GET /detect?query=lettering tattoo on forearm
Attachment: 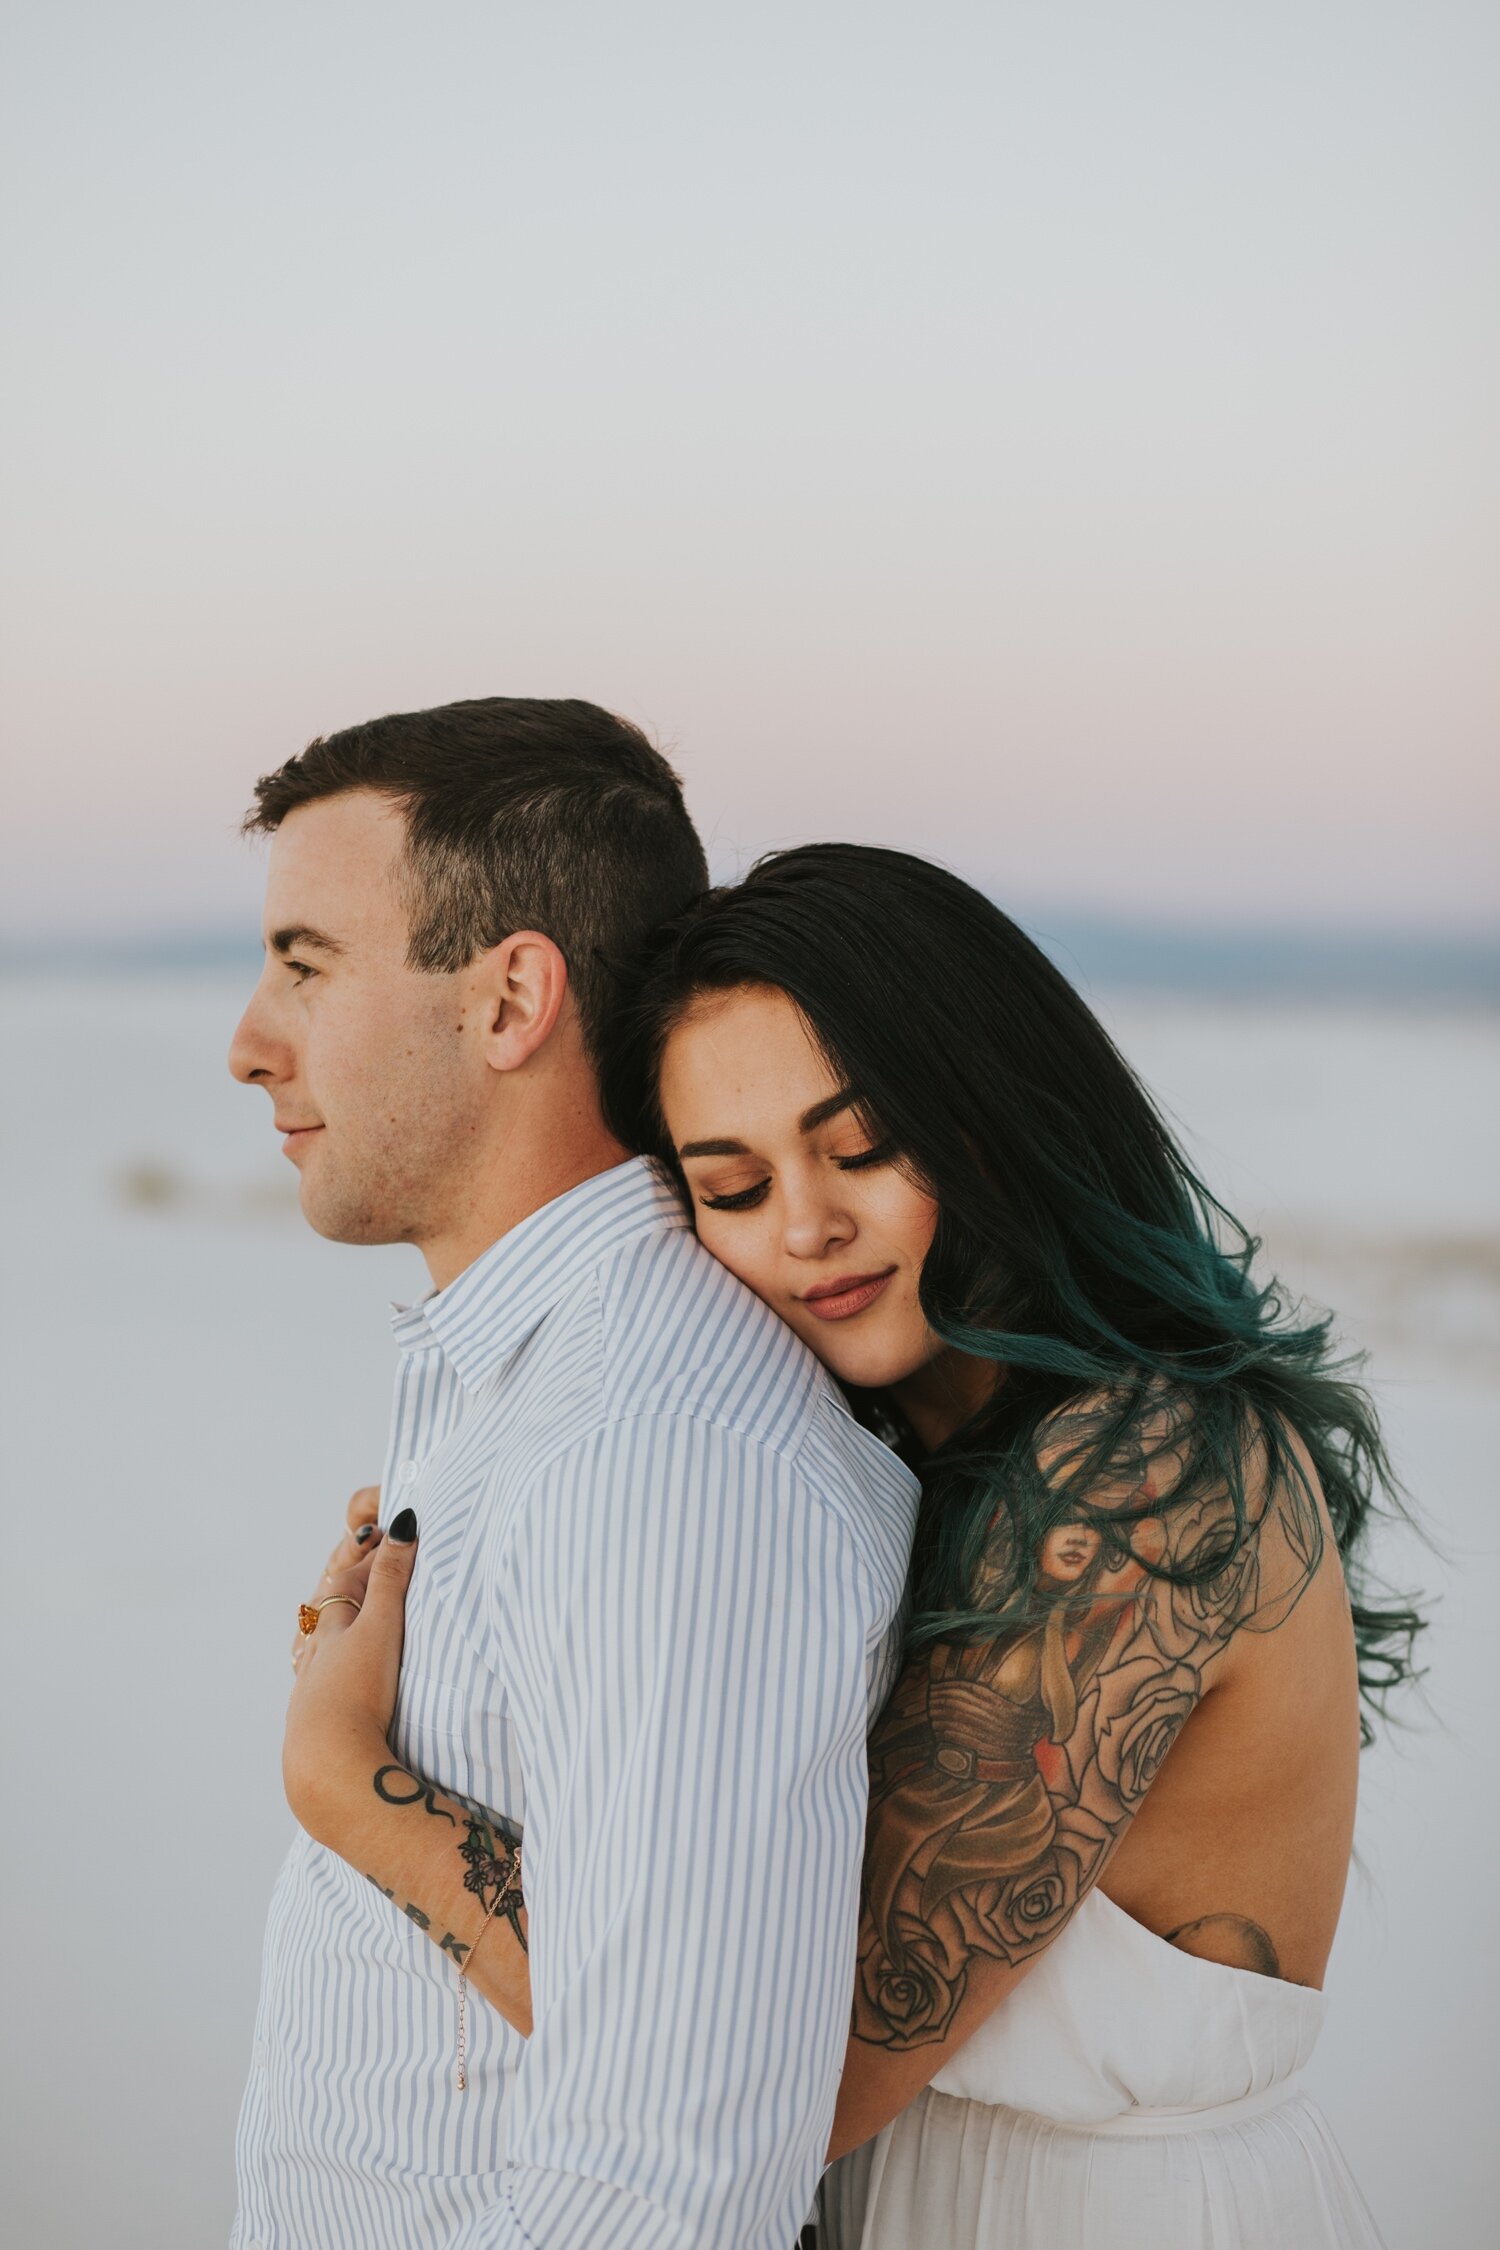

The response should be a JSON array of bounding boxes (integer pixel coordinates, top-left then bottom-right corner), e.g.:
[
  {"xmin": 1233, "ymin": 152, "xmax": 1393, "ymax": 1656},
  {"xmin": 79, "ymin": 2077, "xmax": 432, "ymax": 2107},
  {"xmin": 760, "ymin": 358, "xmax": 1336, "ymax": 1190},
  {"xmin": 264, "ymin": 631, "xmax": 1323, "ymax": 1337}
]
[
  {"xmin": 853, "ymin": 1395, "xmax": 1321, "ymax": 2050},
  {"xmin": 369, "ymin": 1764, "xmax": 528, "ymax": 1956},
  {"xmin": 373, "ymin": 1764, "xmax": 456, "ymax": 1824},
  {"xmin": 362, "ymin": 1873, "xmax": 472, "ymax": 1962}
]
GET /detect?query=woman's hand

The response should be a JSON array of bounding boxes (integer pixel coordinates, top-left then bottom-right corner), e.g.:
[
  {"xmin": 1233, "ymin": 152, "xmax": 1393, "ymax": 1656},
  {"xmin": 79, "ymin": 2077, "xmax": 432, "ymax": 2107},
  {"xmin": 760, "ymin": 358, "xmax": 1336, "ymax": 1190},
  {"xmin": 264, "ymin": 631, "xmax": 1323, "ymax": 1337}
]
[
  {"xmin": 289, "ymin": 1485, "xmax": 384, "ymax": 1671},
  {"xmin": 282, "ymin": 1509, "xmax": 419, "ymax": 1848},
  {"xmin": 276, "ymin": 1512, "xmax": 538, "ymax": 2040}
]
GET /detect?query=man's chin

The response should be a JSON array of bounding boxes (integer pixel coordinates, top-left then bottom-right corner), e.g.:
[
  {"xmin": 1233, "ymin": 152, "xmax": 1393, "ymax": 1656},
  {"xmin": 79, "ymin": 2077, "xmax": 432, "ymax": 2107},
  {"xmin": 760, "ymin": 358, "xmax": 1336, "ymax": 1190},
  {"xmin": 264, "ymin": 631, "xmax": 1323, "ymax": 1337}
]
[{"xmin": 296, "ymin": 1174, "xmax": 406, "ymax": 1248}]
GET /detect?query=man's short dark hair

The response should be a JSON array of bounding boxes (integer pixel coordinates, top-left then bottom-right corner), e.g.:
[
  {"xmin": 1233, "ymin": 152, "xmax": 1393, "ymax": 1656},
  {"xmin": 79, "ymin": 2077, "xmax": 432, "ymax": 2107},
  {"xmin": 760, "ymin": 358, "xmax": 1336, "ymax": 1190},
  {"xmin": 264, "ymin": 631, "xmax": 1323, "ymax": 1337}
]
[{"xmin": 243, "ymin": 697, "xmax": 709, "ymax": 1068}]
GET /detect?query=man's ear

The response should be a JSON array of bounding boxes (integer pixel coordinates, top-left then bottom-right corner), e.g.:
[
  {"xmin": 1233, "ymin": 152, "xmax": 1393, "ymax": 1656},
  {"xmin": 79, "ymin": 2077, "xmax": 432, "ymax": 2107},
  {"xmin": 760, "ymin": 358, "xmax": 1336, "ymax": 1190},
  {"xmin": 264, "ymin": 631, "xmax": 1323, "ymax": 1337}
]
[{"xmin": 470, "ymin": 931, "xmax": 572, "ymax": 1072}]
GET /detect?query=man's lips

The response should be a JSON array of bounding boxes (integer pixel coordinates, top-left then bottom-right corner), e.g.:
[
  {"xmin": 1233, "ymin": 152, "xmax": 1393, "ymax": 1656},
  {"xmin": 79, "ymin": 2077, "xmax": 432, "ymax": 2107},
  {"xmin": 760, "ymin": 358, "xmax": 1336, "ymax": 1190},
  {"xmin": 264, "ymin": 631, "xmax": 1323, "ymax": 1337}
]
[
  {"xmin": 798, "ymin": 1269, "xmax": 896, "ymax": 1322},
  {"xmin": 277, "ymin": 1122, "xmax": 324, "ymax": 1151}
]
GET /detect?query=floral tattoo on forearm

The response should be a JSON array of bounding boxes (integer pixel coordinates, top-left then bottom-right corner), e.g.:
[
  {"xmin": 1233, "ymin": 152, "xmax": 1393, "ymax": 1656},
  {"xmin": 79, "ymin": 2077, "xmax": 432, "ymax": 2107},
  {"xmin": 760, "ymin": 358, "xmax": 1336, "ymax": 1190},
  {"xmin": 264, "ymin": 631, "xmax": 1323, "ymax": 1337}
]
[{"xmin": 369, "ymin": 1763, "xmax": 527, "ymax": 1958}]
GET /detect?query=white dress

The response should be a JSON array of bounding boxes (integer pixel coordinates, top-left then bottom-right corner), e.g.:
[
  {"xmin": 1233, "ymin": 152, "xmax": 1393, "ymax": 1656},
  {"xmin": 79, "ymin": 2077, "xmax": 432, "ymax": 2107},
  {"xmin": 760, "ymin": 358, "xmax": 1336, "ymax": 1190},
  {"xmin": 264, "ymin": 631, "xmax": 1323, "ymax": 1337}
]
[{"xmin": 819, "ymin": 1887, "xmax": 1385, "ymax": 2249}]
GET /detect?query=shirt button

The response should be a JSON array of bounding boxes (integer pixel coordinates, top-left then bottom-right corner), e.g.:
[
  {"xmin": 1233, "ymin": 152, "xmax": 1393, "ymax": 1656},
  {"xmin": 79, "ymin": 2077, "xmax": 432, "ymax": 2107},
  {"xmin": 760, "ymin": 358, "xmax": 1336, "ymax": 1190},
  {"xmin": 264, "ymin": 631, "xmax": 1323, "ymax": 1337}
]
[{"xmin": 398, "ymin": 1459, "xmax": 420, "ymax": 1484}]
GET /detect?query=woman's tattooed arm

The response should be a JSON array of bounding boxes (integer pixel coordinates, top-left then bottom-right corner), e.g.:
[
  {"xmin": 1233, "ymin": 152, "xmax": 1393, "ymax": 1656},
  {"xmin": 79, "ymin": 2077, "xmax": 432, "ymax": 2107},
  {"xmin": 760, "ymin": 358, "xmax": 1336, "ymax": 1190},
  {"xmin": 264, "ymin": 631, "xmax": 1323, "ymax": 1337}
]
[{"xmin": 852, "ymin": 1399, "xmax": 1323, "ymax": 2054}]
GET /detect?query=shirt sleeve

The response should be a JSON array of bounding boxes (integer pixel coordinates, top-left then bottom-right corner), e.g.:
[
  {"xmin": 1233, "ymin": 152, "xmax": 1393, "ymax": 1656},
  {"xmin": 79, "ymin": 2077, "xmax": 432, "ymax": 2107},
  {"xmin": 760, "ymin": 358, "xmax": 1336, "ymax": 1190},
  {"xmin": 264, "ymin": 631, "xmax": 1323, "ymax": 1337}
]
[{"xmin": 452, "ymin": 1409, "xmax": 886, "ymax": 2250}]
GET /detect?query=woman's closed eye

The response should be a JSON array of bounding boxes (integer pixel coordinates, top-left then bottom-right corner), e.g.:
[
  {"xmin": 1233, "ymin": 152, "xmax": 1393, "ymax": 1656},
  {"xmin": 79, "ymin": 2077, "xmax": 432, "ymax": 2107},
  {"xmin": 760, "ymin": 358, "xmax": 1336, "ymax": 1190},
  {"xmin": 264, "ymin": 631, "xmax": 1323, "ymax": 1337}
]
[
  {"xmin": 697, "ymin": 1139, "xmax": 898, "ymax": 1212},
  {"xmin": 835, "ymin": 1136, "xmax": 897, "ymax": 1173},
  {"xmin": 699, "ymin": 1178, "xmax": 771, "ymax": 1212}
]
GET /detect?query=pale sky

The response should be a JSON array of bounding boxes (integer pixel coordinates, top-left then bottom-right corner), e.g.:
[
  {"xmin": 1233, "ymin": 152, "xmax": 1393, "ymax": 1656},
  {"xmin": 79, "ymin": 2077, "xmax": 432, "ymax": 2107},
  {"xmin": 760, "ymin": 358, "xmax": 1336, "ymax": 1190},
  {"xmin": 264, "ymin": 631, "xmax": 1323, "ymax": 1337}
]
[{"xmin": 2, "ymin": 0, "xmax": 1495, "ymax": 938}]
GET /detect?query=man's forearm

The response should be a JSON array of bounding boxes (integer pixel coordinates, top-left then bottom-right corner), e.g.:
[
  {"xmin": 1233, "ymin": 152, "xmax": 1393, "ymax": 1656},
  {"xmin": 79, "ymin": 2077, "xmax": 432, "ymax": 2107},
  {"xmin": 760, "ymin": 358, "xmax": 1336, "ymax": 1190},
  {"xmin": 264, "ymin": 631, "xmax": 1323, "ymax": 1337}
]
[{"xmin": 302, "ymin": 1729, "xmax": 533, "ymax": 2036}]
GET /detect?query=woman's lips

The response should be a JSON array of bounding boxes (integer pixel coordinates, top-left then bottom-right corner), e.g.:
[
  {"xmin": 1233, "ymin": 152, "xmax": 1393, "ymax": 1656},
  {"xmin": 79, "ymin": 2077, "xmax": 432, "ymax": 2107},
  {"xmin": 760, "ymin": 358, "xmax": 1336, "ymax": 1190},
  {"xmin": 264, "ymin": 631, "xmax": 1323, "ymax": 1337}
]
[{"xmin": 800, "ymin": 1270, "xmax": 895, "ymax": 1322}]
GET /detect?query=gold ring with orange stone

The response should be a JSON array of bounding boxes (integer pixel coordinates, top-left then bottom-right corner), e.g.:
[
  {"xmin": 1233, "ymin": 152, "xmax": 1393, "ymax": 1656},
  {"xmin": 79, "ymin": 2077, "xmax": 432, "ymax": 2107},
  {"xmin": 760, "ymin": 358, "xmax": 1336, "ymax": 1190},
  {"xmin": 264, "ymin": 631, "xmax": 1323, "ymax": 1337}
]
[{"xmin": 297, "ymin": 1594, "xmax": 363, "ymax": 1636}]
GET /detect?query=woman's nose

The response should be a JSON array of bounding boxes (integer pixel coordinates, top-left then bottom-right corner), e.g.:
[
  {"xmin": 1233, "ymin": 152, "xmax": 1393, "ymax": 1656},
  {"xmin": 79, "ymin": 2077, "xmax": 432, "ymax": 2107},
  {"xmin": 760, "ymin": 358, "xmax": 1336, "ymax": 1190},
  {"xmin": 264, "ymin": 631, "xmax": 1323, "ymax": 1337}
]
[{"xmin": 781, "ymin": 1190, "xmax": 856, "ymax": 1261}]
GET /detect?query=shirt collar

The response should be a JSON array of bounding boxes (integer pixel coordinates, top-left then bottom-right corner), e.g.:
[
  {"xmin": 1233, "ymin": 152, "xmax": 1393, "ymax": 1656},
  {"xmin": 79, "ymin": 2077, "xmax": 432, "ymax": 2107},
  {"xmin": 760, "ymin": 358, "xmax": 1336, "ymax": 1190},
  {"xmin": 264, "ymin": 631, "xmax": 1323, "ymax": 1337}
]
[{"xmin": 389, "ymin": 1156, "xmax": 688, "ymax": 1391}]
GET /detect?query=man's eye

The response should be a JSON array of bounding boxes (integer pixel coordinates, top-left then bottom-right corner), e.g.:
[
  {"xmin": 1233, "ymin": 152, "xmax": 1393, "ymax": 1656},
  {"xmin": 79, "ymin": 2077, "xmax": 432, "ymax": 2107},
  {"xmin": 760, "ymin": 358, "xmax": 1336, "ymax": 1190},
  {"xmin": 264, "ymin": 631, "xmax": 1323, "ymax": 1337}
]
[
  {"xmin": 700, "ymin": 1180, "xmax": 770, "ymax": 1212},
  {"xmin": 835, "ymin": 1137, "xmax": 897, "ymax": 1172},
  {"xmin": 287, "ymin": 960, "xmax": 318, "ymax": 984}
]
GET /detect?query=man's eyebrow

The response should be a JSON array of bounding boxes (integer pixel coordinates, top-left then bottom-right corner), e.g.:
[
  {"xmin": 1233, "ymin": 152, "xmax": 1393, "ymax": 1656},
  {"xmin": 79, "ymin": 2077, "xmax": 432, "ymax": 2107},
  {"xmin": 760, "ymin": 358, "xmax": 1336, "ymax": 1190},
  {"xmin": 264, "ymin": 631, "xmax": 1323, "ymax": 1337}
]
[
  {"xmin": 269, "ymin": 924, "xmax": 346, "ymax": 958},
  {"xmin": 676, "ymin": 1091, "xmax": 860, "ymax": 1162}
]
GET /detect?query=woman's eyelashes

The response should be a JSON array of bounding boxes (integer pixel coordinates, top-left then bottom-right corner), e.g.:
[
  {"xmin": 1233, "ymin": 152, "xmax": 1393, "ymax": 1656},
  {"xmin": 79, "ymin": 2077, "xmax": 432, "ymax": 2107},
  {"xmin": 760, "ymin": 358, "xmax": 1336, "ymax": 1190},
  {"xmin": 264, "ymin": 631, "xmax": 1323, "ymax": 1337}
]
[
  {"xmin": 696, "ymin": 1138, "xmax": 897, "ymax": 1212},
  {"xmin": 700, "ymin": 1178, "xmax": 771, "ymax": 1212},
  {"xmin": 836, "ymin": 1136, "xmax": 897, "ymax": 1172}
]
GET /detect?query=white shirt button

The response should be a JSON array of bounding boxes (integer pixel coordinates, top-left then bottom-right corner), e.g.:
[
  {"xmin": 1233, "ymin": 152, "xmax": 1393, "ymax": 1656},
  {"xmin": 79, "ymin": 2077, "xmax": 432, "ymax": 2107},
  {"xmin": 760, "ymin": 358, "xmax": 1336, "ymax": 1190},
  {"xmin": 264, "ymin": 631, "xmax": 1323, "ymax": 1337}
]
[{"xmin": 398, "ymin": 1459, "xmax": 420, "ymax": 1484}]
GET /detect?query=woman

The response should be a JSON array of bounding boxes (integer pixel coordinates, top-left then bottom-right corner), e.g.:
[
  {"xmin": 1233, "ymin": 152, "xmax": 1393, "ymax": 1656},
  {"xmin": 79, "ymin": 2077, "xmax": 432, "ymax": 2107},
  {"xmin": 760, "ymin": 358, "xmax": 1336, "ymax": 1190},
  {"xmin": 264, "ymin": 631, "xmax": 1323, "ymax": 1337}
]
[{"xmin": 300, "ymin": 844, "xmax": 1416, "ymax": 2247}]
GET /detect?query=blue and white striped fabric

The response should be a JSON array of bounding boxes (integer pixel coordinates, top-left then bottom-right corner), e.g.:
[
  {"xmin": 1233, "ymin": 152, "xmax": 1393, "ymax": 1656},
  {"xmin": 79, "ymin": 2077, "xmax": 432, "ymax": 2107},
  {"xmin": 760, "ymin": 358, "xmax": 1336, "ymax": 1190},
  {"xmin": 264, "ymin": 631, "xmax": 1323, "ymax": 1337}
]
[{"xmin": 232, "ymin": 1156, "xmax": 919, "ymax": 2250}]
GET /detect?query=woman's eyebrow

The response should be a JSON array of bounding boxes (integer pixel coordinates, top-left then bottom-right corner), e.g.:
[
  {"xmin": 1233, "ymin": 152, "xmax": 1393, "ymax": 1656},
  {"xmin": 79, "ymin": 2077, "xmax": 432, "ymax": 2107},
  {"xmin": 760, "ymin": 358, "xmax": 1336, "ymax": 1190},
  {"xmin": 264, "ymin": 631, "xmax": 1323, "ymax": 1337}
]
[
  {"xmin": 677, "ymin": 1090, "xmax": 859, "ymax": 1162},
  {"xmin": 798, "ymin": 1089, "xmax": 857, "ymax": 1133}
]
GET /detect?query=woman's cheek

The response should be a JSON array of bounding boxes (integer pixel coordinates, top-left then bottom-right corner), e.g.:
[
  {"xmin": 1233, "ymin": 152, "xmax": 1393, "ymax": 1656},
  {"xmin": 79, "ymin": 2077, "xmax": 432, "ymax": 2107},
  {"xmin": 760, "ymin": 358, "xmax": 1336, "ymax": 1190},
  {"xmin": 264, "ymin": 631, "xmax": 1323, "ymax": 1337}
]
[
  {"xmin": 864, "ymin": 1172, "xmax": 940, "ymax": 1264},
  {"xmin": 694, "ymin": 1211, "xmax": 769, "ymax": 1298}
]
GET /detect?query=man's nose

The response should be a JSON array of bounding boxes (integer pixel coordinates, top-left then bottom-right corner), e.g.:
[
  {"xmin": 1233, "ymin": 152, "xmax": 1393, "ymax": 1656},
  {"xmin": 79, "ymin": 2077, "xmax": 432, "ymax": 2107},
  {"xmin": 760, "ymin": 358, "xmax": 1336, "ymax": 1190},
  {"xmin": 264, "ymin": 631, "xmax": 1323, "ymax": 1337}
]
[{"xmin": 229, "ymin": 984, "xmax": 284, "ymax": 1087}]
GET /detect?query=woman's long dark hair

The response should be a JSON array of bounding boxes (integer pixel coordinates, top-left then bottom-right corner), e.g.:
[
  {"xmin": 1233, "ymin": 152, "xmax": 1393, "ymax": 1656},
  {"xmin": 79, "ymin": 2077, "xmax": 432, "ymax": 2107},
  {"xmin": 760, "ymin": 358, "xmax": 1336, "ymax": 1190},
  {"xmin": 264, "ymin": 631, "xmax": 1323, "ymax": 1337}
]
[{"xmin": 600, "ymin": 842, "xmax": 1423, "ymax": 1737}]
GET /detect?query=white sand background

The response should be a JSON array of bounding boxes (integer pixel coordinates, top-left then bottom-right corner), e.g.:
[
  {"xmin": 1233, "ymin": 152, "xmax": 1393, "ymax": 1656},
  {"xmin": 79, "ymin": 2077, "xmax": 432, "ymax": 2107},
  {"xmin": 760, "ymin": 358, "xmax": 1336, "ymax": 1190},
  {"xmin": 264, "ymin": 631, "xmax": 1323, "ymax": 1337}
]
[{"xmin": 1, "ymin": 975, "xmax": 1494, "ymax": 2247}]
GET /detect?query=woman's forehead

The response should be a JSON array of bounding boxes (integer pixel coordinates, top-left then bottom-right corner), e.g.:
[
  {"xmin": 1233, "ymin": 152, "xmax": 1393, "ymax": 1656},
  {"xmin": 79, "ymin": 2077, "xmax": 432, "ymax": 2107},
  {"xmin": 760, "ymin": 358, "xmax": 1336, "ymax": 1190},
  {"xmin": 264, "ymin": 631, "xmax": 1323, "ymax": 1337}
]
[{"xmin": 661, "ymin": 986, "xmax": 838, "ymax": 1119}]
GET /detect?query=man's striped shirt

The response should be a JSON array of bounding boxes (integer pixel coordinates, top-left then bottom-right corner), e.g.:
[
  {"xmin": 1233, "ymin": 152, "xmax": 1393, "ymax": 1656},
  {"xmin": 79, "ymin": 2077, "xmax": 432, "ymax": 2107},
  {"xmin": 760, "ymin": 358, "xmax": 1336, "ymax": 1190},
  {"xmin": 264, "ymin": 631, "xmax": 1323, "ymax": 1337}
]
[{"xmin": 232, "ymin": 1156, "xmax": 919, "ymax": 2250}]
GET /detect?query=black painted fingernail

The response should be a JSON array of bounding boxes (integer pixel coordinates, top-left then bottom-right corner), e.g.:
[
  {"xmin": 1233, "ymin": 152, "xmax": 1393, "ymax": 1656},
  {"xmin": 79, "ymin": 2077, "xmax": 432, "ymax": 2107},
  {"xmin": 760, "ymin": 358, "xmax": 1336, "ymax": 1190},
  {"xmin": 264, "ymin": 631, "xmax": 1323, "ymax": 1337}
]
[
  {"xmin": 389, "ymin": 1508, "xmax": 418, "ymax": 1543},
  {"xmin": 354, "ymin": 1524, "xmax": 376, "ymax": 1545}
]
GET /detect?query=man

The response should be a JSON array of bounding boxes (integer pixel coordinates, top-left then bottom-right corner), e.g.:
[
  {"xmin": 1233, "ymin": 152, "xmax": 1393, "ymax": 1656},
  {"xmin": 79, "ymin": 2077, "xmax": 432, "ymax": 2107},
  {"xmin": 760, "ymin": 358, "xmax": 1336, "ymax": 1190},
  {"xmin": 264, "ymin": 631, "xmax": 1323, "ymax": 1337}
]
[{"xmin": 227, "ymin": 698, "xmax": 919, "ymax": 2249}]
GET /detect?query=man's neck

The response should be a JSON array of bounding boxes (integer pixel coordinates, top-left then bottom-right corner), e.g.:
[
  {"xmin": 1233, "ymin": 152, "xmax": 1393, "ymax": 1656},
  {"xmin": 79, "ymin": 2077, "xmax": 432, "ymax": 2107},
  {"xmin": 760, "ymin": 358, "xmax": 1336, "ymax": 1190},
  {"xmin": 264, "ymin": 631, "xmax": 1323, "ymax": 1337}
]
[{"xmin": 419, "ymin": 1124, "xmax": 632, "ymax": 1293}]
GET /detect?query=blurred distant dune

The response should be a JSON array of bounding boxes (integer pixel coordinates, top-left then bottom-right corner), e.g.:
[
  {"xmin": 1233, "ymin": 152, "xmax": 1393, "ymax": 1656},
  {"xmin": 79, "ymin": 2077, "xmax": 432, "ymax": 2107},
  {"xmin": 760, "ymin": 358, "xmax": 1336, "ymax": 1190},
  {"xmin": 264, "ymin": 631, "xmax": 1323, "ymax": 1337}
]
[{"xmin": 1265, "ymin": 1227, "xmax": 1500, "ymax": 1383}]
